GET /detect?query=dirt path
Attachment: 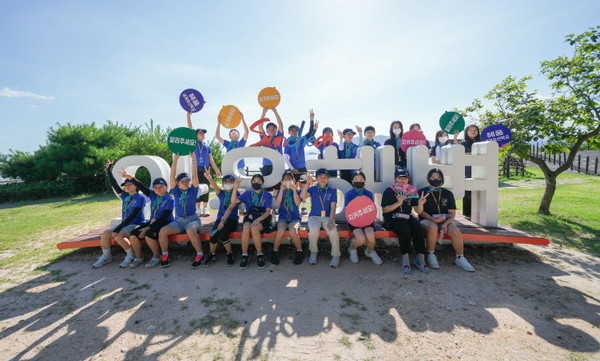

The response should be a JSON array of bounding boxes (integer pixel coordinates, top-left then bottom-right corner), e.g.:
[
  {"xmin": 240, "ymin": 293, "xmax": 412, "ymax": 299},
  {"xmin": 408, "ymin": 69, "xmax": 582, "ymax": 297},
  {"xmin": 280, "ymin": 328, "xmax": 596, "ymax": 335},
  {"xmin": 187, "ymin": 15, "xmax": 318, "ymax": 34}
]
[{"xmin": 0, "ymin": 241, "xmax": 598, "ymax": 361}]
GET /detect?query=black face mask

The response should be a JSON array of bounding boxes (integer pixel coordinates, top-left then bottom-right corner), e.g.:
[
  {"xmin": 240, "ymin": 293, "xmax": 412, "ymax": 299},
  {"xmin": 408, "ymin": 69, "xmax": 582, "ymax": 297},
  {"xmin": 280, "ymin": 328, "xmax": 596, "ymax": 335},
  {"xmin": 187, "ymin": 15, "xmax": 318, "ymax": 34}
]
[
  {"xmin": 353, "ymin": 182, "xmax": 365, "ymax": 190},
  {"xmin": 428, "ymin": 178, "xmax": 442, "ymax": 187},
  {"xmin": 251, "ymin": 183, "xmax": 262, "ymax": 190}
]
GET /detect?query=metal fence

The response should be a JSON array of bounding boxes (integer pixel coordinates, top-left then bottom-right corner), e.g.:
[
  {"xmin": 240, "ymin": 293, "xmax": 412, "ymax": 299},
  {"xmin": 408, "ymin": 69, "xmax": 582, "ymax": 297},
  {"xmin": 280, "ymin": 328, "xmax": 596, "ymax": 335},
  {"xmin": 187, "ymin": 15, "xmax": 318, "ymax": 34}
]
[{"xmin": 530, "ymin": 144, "xmax": 600, "ymax": 175}]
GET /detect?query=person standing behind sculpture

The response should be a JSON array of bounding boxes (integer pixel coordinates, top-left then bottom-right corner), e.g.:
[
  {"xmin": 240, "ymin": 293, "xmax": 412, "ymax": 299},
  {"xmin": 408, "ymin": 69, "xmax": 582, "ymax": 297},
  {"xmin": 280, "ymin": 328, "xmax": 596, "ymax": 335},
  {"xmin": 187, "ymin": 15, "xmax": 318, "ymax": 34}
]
[
  {"xmin": 460, "ymin": 124, "xmax": 481, "ymax": 218},
  {"xmin": 258, "ymin": 107, "xmax": 285, "ymax": 176},
  {"xmin": 384, "ymin": 120, "xmax": 407, "ymax": 168},
  {"xmin": 216, "ymin": 113, "xmax": 249, "ymax": 175}
]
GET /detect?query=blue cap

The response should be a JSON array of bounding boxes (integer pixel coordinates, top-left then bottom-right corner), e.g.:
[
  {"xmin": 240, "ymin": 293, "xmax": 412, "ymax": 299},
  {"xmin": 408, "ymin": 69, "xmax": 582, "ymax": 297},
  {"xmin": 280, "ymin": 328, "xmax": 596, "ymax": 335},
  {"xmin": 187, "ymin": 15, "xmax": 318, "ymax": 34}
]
[
  {"xmin": 120, "ymin": 179, "xmax": 134, "ymax": 186},
  {"xmin": 342, "ymin": 128, "xmax": 356, "ymax": 135},
  {"xmin": 176, "ymin": 173, "xmax": 191, "ymax": 182},
  {"xmin": 222, "ymin": 175, "xmax": 235, "ymax": 182},
  {"xmin": 152, "ymin": 177, "xmax": 168, "ymax": 187},
  {"xmin": 322, "ymin": 127, "xmax": 333, "ymax": 135},
  {"xmin": 316, "ymin": 168, "xmax": 329, "ymax": 177}
]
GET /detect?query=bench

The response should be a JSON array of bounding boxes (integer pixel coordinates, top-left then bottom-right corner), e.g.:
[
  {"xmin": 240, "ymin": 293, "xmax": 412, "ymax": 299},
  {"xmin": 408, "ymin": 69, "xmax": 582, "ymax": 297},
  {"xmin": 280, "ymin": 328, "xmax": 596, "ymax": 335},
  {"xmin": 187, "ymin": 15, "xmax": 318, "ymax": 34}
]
[{"xmin": 56, "ymin": 215, "xmax": 550, "ymax": 250}]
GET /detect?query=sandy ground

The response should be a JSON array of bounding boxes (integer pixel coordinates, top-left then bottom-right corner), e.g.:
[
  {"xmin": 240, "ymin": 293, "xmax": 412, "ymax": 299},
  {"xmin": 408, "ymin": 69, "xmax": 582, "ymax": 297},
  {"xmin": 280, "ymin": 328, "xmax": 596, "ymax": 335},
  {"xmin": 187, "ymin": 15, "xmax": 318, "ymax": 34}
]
[{"xmin": 0, "ymin": 240, "xmax": 598, "ymax": 361}]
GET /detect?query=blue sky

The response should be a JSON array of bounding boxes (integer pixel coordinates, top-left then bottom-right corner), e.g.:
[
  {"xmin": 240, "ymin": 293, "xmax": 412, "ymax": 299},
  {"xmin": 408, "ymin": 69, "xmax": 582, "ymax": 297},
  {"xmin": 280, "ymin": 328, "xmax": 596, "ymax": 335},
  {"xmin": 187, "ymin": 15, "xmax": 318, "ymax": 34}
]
[{"xmin": 0, "ymin": 1, "xmax": 598, "ymax": 154}]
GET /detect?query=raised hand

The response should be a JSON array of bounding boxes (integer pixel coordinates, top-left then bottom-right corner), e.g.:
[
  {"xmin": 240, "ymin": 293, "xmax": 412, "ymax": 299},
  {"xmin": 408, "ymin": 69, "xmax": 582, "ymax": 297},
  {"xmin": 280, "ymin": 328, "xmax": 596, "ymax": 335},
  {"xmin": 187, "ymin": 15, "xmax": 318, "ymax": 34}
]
[
  {"xmin": 337, "ymin": 129, "xmax": 343, "ymax": 137},
  {"xmin": 105, "ymin": 159, "xmax": 114, "ymax": 168},
  {"xmin": 310, "ymin": 109, "xmax": 315, "ymax": 121},
  {"xmin": 313, "ymin": 120, "xmax": 319, "ymax": 130},
  {"xmin": 116, "ymin": 167, "xmax": 133, "ymax": 180},
  {"xmin": 204, "ymin": 172, "xmax": 212, "ymax": 180},
  {"xmin": 234, "ymin": 178, "xmax": 242, "ymax": 188},
  {"xmin": 355, "ymin": 125, "xmax": 363, "ymax": 133}
]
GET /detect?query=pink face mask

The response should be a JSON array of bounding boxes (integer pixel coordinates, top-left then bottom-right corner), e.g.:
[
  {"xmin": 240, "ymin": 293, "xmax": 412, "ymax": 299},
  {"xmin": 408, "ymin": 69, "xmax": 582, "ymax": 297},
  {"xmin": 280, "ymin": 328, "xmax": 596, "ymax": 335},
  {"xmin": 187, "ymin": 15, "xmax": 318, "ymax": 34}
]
[{"xmin": 396, "ymin": 179, "xmax": 408, "ymax": 185}]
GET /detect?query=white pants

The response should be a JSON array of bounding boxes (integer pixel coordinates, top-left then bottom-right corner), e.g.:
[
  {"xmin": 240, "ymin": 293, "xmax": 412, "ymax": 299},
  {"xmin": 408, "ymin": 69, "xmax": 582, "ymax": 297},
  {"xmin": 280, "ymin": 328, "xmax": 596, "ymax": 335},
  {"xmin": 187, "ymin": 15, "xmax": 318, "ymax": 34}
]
[{"xmin": 307, "ymin": 216, "xmax": 341, "ymax": 257}]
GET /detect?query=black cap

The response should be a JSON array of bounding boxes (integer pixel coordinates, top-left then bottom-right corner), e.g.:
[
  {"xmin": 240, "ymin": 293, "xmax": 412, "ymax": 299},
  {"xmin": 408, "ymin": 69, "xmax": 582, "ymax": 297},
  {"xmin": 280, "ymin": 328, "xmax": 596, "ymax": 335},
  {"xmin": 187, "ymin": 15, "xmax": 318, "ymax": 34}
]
[
  {"xmin": 152, "ymin": 177, "xmax": 168, "ymax": 187},
  {"xmin": 266, "ymin": 122, "xmax": 277, "ymax": 130},
  {"xmin": 195, "ymin": 128, "xmax": 207, "ymax": 134},
  {"xmin": 395, "ymin": 169, "xmax": 410, "ymax": 178},
  {"xmin": 121, "ymin": 179, "xmax": 134, "ymax": 186},
  {"xmin": 322, "ymin": 127, "xmax": 333, "ymax": 135},
  {"xmin": 288, "ymin": 124, "xmax": 300, "ymax": 131},
  {"xmin": 364, "ymin": 126, "xmax": 375, "ymax": 133},
  {"xmin": 176, "ymin": 173, "xmax": 191, "ymax": 182},
  {"xmin": 342, "ymin": 128, "xmax": 356, "ymax": 135}
]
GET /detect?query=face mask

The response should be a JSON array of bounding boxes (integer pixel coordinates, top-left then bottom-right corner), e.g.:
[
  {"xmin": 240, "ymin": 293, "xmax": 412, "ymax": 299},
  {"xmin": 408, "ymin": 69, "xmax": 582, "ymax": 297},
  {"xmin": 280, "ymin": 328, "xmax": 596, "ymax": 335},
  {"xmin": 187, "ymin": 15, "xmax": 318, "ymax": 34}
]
[
  {"xmin": 283, "ymin": 181, "xmax": 293, "ymax": 188},
  {"xmin": 429, "ymin": 178, "xmax": 442, "ymax": 187},
  {"xmin": 438, "ymin": 137, "xmax": 448, "ymax": 143},
  {"xmin": 392, "ymin": 128, "xmax": 402, "ymax": 135},
  {"xmin": 251, "ymin": 183, "xmax": 262, "ymax": 190},
  {"xmin": 353, "ymin": 182, "xmax": 365, "ymax": 190},
  {"xmin": 396, "ymin": 178, "xmax": 408, "ymax": 185},
  {"xmin": 223, "ymin": 183, "xmax": 234, "ymax": 191}
]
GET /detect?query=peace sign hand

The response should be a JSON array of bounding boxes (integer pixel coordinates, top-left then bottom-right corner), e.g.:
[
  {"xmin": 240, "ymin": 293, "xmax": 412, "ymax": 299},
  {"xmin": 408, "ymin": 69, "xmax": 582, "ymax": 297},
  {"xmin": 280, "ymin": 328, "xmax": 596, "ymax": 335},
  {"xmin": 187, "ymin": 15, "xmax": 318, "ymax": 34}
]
[
  {"xmin": 105, "ymin": 159, "xmax": 114, "ymax": 169},
  {"xmin": 310, "ymin": 109, "xmax": 315, "ymax": 121},
  {"xmin": 418, "ymin": 191, "xmax": 429, "ymax": 205},
  {"xmin": 355, "ymin": 125, "xmax": 363, "ymax": 133},
  {"xmin": 116, "ymin": 167, "xmax": 133, "ymax": 180}
]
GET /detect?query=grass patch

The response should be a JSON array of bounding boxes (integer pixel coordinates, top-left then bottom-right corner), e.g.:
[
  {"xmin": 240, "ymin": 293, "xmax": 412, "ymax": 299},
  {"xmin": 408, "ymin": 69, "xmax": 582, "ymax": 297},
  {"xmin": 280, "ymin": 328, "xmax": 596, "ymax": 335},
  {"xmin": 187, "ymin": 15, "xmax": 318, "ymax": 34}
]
[
  {"xmin": 338, "ymin": 335, "xmax": 352, "ymax": 348},
  {"xmin": 498, "ymin": 168, "xmax": 600, "ymax": 253}
]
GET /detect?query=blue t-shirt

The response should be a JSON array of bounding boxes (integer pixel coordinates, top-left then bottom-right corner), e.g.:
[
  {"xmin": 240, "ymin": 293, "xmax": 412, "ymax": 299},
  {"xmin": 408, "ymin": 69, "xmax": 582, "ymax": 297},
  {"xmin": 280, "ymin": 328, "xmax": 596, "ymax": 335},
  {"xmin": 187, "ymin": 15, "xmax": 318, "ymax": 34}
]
[
  {"xmin": 239, "ymin": 190, "xmax": 273, "ymax": 213},
  {"xmin": 360, "ymin": 140, "xmax": 381, "ymax": 149},
  {"xmin": 194, "ymin": 142, "xmax": 212, "ymax": 167},
  {"xmin": 260, "ymin": 130, "xmax": 284, "ymax": 165},
  {"xmin": 284, "ymin": 139, "xmax": 307, "ymax": 169},
  {"xmin": 276, "ymin": 189, "xmax": 301, "ymax": 221},
  {"xmin": 307, "ymin": 186, "xmax": 337, "ymax": 217},
  {"xmin": 223, "ymin": 139, "xmax": 247, "ymax": 169},
  {"xmin": 120, "ymin": 192, "xmax": 146, "ymax": 225},
  {"xmin": 338, "ymin": 141, "xmax": 358, "ymax": 159},
  {"xmin": 171, "ymin": 185, "xmax": 200, "ymax": 218},
  {"xmin": 148, "ymin": 192, "xmax": 175, "ymax": 223},
  {"xmin": 317, "ymin": 142, "xmax": 339, "ymax": 159},
  {"xmin": 344, "ymin": 188, "xmax": 374, "ymax": 207},
  {"xmin": 216, "ymin": 190, "xmax": 240, "ymax": 221}
]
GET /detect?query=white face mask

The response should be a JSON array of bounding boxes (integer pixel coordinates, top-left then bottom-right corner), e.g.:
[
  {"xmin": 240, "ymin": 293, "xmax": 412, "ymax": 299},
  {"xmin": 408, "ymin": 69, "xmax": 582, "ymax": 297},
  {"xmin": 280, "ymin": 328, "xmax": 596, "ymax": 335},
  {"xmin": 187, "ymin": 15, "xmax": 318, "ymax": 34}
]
[
  {"xmin": 392, "ymin": 128, "xmax": 402, "ymax": 135},
  {"xmin": 223, "ymin": 183, "xmax": 234, "ymax": 191},
  {"xmin": 283, "ymin": 181, "xmax": 293, "ymax": 188},
  {"xmin": 438, "ymin": 137, "xmax": 448, "ymax": 144}
]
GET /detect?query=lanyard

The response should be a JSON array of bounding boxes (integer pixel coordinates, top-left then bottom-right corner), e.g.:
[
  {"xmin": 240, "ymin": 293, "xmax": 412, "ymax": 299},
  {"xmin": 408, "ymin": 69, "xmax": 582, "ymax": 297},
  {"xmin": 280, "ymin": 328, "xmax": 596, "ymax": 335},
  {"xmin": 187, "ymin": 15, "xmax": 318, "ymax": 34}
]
[
  {"xmin": 318, "ymin": 187, "xmax": 328, "ymax": 214},
  {"xmin": 252, "ymin": 190, "xmax": 264, "ymax": 208},
  {"xmin": 431, "ymin": 190, "xmax": 442, "ymax": 214},
  {"xmin": 151, "ymin": 195, "xmax": 164, "ymax": 218}
]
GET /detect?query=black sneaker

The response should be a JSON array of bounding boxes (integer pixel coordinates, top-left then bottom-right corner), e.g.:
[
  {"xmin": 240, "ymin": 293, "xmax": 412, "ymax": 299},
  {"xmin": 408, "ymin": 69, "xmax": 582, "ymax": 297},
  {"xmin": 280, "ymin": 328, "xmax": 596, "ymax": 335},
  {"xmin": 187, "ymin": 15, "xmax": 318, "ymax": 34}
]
[
  {"xmin": 293, "ymin": 250, "xmax": 304, "ymax": 265},
  {"xmin": 160, "ymin": 255, "xmax": 170, "ymax": 268},
  {"xmin": 226, "ymin": 253, "xmax": 235, "ymax": 267},
  {"xmin": 191, "ymin": 254, "xmax": 204, "ymax": 269},
  {"xmin": 257, "ymin": 254, "xmax": 266, "ymax": 269},
  {"xmin": 204, "ymin": 253, "xmax": 216, "ymax": 267},
  {"xmin": 239, "ymin": 255, "xmax": 249, "ymax": 269},
  {"xmin": 270, "ymin": 250, "xmax": 280, "ymax": 265}
]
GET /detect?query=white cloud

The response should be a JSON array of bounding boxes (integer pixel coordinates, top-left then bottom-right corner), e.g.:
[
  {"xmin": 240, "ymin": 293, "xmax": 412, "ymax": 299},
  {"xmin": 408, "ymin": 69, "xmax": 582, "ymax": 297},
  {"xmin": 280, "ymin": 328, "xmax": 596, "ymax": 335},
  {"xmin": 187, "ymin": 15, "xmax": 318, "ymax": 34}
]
[{"xmin": 0, "ymin": 87, "xmax": 55, "ymax": 101}]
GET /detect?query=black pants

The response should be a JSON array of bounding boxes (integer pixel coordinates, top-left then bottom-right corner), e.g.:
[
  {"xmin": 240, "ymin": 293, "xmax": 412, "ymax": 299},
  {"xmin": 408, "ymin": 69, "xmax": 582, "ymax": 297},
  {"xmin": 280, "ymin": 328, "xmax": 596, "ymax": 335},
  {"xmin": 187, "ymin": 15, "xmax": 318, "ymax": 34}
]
[
  {"xmin": 292, "ymin": 167, "xmax": 308, "ymax": 183},
  {"xmin": 386, "ymin": 217, "xmax": 426, "ymax": 255},
  {"xmin": 210, "ymin": 219, "xmax": 238, "ymax": 244},
  {"xmin": 340, "ymin": 170, "xmax": 354, "ymax": 183},
  {"xmin": 463, "ymin": 191, "xmax": 471, "ymax": 217},
  {"xmin": 196, "ymin": 166, "xmax": 210, "ymax": 203}
]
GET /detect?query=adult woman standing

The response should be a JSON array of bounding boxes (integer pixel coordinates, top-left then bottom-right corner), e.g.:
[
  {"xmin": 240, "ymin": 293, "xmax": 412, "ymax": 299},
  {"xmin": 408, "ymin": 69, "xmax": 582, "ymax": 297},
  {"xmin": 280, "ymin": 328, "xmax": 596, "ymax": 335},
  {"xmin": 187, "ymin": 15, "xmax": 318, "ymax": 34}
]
[{"xmin": 384, "ymin": 121, "xmax": 407, "ymax": 168}]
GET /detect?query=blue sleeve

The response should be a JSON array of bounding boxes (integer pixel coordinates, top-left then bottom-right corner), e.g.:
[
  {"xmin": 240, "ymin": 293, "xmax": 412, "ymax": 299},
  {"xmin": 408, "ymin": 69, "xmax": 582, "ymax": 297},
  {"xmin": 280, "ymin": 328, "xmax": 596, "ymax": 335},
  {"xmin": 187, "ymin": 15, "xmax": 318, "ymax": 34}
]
[
  {"xmin": 132, "ymin": 194, "xmax": 146, "ymax": 208},
  {"xmin": 284, "ymin": 143, "xmax": 291, "ymax": 156},
  {"xmin": 239, "ymin": 139, "xmax": 246, "ymax": 147},
  {"xmin": 367, "ymin": 190, "xmax": 374, "ymax": 202},
  {"xmin": 164, "ymin": 197, "xmax": 175, "ymax": 210},
  {"xmin": 207, "ymin": 146, "xmax": 212, "ymax": 154},
  {"xmin": 223, "ymin": 140, "xmax": 230, "ymax": 148},
  {"xmin": 265, "ymin": 192, "xmax": 273, "ymax": 209},
  {"xmin": 331, "ymin": 189, "xmax": 338, "ymax": 203},
  {"xmin": 344, "ymin": 190, "xmax": 353, "ymax": 207}
]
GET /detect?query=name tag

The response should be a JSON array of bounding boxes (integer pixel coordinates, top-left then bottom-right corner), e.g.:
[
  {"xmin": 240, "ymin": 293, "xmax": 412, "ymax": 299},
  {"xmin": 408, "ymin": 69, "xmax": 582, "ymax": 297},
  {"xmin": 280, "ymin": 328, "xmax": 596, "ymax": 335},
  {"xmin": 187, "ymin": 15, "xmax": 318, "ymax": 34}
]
[
  {"xmin": 321, "ymin": 210, "xmax": 326, "ymax": 217},
  {"xmin": 392, "ymin": 213, "xmax": 410, "ymax": 219},
  {"xmin": 432, "ymin": 214, "xmax": 447, "ymax": 219}
]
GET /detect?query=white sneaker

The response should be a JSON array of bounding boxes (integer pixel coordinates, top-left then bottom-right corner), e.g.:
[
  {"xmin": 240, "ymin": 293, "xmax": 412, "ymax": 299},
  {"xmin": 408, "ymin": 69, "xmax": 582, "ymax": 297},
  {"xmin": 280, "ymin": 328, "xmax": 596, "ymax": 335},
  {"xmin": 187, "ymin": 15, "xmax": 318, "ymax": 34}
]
[
  {"xmin": 329, "ymin": 256, "xmax": 340, "ymax": 268},
  {"xmin": 92, "ymin": 255, "xmax": 112, "ymax": 268},
  {"xmin": 309, "ymin": 252, "xmax": 318, "ymax": 265},
  {"xmin": 348, "ymin": 247, "xmax": 359, "ymax": 263},
  {"xmin": 128, "ymin": 257, "xmax": 143, "ymax": 268},
  {"xmin": 366, "ymin": 249, "xmax": 383, "ymax": 265},
  {"xmin": 119, "ymin": 255, "xmax": 134, "ymax": 268},
  {"xmin": 202, "ymin": 207, "xmax": 210, "ymax": 217},
  {"xmin": 455, "ymin": 256, "xmax": 475, "ymax": 272},
  {"xmin": 427, "ymin": 252, "xmax": 440, "ymax": 269}
]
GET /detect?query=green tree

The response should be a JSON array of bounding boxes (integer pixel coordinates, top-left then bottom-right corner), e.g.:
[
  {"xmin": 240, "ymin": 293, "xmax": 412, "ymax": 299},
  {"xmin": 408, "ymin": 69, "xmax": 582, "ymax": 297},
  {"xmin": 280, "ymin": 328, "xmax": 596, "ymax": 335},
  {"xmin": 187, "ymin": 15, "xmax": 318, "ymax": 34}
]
[{"xmin": 463, "ymin": 26, "xmax": 600, "ymax": 215}]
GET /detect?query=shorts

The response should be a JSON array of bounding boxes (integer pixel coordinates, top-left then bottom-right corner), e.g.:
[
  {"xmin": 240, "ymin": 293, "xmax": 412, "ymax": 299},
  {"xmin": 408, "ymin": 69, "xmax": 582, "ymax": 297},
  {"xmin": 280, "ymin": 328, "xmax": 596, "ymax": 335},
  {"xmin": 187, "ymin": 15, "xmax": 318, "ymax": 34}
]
[
  {"xmin": 210, "ymin": 219, "xmax": 239, "ymax": 244},
  {"xmin": 277, "ymin": 218, "xmax": 300, "ymax": 231},
  {"xmin": 291, "ymin": 167, "xmax": 308, "ymax": 183},
  {"xmin": 420, "ymin": 218, "xmax": 454, "ymax": 230},
  {"xmin": 169, "ymin": 215, "xmax": 202, "ymax": 233},
  {"xmin": 130, "ymin": 220, "xmax": 171, "ymax": 240},
  {"xmin": 348, "ymin": 223, "xmax": 375, "ymax": 232},
  {"xmin": 196, "ymin": 166, "xmax": 210, "ymax": 203},
  {"xmin": 112, "ymin": 224, "xmax": 138, "ymax": 235},
  {"xmin": 243, "ymin": 214, "xmax": 274, "ymax": 233}
]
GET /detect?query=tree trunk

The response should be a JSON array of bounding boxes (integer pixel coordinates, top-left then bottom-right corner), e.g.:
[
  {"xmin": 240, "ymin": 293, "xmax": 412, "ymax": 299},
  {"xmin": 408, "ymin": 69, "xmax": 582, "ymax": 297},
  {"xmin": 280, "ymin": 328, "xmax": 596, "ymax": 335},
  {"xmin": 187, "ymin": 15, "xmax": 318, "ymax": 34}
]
[{"xmin": 538, "ymin": 174, "xmax": 557, "ymax": 215}]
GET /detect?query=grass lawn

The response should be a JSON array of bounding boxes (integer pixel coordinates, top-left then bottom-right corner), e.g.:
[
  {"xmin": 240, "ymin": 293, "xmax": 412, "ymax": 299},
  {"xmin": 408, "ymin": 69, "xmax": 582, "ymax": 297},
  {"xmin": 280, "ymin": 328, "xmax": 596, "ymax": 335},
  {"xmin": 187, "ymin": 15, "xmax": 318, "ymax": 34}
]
[{"xmin": 497, "ymin": 168, "xmax": 599, "ymax": 253}]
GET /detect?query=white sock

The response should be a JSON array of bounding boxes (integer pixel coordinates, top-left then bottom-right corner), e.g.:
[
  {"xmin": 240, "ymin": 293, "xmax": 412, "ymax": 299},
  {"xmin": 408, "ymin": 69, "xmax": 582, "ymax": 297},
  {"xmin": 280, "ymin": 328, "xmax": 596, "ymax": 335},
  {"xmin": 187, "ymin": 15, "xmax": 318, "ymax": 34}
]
[
  {"xmin": 402, "ymin": 253, "xmax": 410, "ymax": 265},
  {"xmin": 197, "ymin": 252, "xmax": 204, "ymax": 256},
  {"xmin": 125, "ymin": 248, "xmax": 134, "ymax": 257},
  {"xmin": 102, "ymin": 249, "xmax": 111, "ymax": 258},
  {"xmin": 456, "ymin": 254, "xmax": 464, "ymax": 258}
]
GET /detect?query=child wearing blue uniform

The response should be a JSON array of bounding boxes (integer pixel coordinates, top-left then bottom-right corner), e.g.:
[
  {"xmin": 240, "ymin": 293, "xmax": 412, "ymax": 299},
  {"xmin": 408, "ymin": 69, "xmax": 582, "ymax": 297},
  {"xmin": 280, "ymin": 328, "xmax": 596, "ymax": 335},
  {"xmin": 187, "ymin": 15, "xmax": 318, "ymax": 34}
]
[
  {"xmin": 258, "ymin": 107, "xmax": 284, "ymax": 176},
  {"xmin": 93, "ymin": 160, "xmax": 147, "ymax": 269},
  {"xmin": 187, "ymin": 112, "xmax": 221, "ymax": 217},
  {"xmin": 284, "ymin": 109, "xmax": 318, "ymax": 183},
  {"xmin": 233, "ymin": 174, "xmax": 273, "ymax": 269},
  {"xmin": 345, "ymin": 171, "xmax": 382, "ymax": 265},
  {"xmin": 158, "ymin": 153, "xmax": 206, "ymax": 269},
  {"xmin": 118, "ymin": 171, "xmax": 175, "ymax": 268},
  {"xmin": 216, "ymin": 113, "xmax": 249, "ymax": 175},
  {"xmin": 272, "ymin": 172, "xmax": 304, "ymax": 265},
  {"xmin": 337, "ymin": 128, "xmax": 359, "ymax": 183},
  {"xmin": 204, "ymin": 173, "xmax": 240, "ymax": 267},
  {"xmin": 301, "ymin": 168, "xmax": 341, "ymax": 268},
  {"xmin": 317, "ymin": 127, "xmax": 338, "ymax": 177}
]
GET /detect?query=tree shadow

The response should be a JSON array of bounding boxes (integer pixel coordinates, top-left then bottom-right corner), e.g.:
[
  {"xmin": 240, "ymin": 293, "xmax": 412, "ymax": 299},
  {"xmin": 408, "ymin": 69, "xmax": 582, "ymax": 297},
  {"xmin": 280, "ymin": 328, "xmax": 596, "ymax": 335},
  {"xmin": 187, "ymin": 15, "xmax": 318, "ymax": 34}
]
[{"xmin": 0, "ymin": 243, "xmax": 598, "ymax": 360}]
